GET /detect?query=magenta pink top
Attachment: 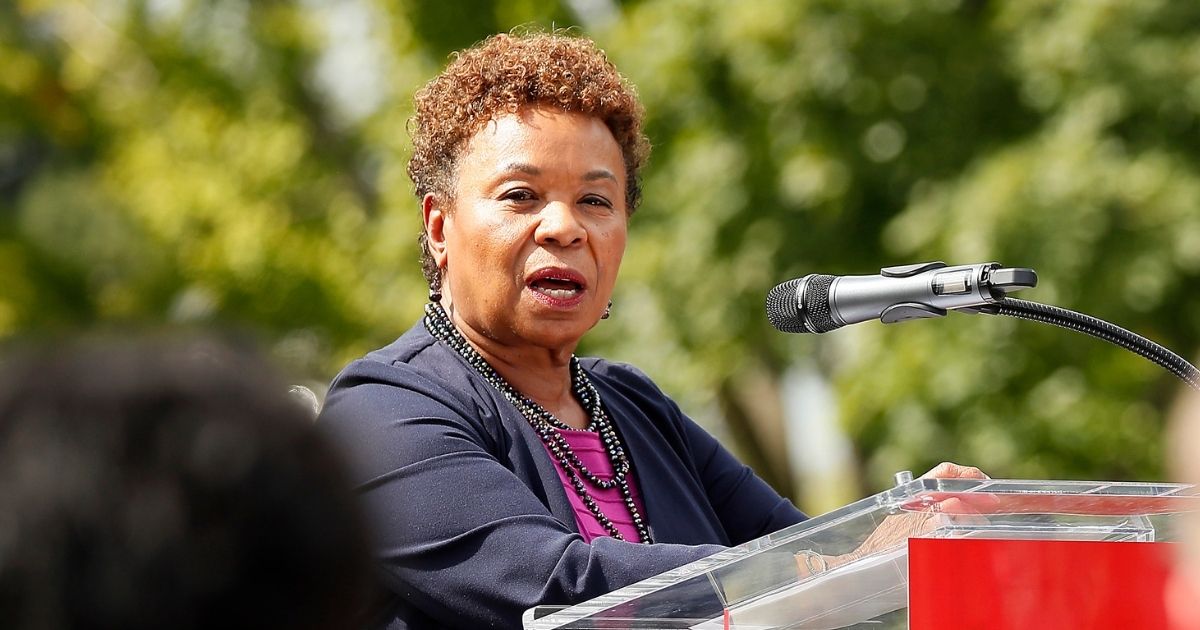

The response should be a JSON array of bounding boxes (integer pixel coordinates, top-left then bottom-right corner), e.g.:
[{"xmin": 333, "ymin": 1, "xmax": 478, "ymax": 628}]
[{"xmin": 542, "ymin": 427, "xmax": 648, "ymax": 543}]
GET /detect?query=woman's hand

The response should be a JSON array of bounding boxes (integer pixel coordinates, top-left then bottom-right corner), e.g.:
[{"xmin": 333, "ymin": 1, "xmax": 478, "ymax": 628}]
[
  {"xmin": 797, "ymin": 462, "xmax": 991, "ymax": 576},
  {"xmin": 841, "ymin": 463, "xmax": 989, "ymax": 563},
  {"xmin": 825, "ymin": 507, "xmax": 947, "ymax": 570}
]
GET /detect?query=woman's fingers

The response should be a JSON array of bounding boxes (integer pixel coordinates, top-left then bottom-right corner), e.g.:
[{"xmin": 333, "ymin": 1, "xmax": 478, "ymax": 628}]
[
  {"xmin": 920, "ymin": 461, "xmax": 989, "ymax": 480},
  {"xmin": 934, "ymin": 497, "xmax": 991, "ymax": 527}
]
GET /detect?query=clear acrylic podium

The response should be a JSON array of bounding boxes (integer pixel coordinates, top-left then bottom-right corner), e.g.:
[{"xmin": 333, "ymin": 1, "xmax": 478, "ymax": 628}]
[{"xmin": 522, "ymin": 478, "xmax": 1199, "ymax": 630}]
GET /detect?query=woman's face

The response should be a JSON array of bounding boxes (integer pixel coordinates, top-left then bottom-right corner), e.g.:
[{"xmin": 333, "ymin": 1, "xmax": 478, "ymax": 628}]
[{"xmin": 426, "ymin": 107, "xmax": 628, "ymax": 352}]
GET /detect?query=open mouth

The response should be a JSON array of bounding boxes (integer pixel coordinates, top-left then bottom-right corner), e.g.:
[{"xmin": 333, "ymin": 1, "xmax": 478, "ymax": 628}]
[
  {"xmin": 526, "ymin": 268, "xmax": 587, "ymax": 304},
  {"xmin": 529, "ymin": 276, "xmax": 583, "ymax": 300}
]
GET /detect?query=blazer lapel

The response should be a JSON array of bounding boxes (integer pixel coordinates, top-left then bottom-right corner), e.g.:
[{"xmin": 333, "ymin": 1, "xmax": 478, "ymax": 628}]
[
  {"xmin": 590, "ymin": 375, "xmax": 731, "ymax": 547},
  {"xmin": 490, "ymin": 388, "xmax": 580, "ymax": 533}
]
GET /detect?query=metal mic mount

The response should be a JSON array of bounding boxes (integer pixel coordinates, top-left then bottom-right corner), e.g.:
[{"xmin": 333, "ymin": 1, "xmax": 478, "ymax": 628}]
[{"xmin": 873, "ymin": 261, "xmax": 1038, "ymax": 323}]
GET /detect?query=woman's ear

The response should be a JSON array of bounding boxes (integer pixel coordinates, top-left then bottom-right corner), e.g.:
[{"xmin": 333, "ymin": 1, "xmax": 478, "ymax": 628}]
[{"xmin": 422, "ymin": 193, "xmax": 449, "ymax": 269}]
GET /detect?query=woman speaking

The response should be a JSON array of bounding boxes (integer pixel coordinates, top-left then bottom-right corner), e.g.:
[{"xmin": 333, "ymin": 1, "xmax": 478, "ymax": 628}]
[{"xmin": 320, "ymin": 31, "xmax": 982, "ymax": 630}]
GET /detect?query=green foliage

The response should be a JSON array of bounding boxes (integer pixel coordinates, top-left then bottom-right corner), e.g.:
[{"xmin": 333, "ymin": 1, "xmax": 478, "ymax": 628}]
[
  {"xmin": 3, "ymin": 0, "xmax": 1198, "ymax": 508},
  {"xmin": 593, "ymin": 0, "xmax": 1200, "ymax": 497}
]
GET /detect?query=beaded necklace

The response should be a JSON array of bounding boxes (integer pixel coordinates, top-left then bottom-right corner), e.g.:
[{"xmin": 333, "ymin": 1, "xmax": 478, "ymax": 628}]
[{"xmin": 423, "ymin": 302, "xmax": 652, "ymax": 544}]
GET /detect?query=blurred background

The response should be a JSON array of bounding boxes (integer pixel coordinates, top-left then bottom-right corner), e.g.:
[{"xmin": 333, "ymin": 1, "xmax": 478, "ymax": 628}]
[{"xmin": 3, "ymin": 0, "xmax": 1199, "ymax": 514}]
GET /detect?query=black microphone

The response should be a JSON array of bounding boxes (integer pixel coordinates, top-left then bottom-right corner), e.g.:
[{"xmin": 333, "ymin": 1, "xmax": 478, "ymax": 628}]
[{"xmin": 766, "ymin": 261, "xmax": 1037, "ymax": 334}]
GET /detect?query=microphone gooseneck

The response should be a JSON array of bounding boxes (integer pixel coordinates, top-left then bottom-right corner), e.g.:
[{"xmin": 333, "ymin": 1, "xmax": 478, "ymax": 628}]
[{"xmin": 991, "ymin": 298, "xmax": 1200, "ymax": 390}]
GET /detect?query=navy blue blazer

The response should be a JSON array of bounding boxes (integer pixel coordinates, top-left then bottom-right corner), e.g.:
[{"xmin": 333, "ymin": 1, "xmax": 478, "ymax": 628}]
[{"xmin": 320, "ymin": 321, "xmax": 807, "ymax": 629}]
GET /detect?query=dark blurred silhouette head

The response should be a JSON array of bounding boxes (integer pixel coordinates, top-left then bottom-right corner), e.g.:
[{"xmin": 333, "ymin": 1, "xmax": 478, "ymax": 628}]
[{"xmin": 0, "ymin": 334, "xmax": 372, "ymax": 630}]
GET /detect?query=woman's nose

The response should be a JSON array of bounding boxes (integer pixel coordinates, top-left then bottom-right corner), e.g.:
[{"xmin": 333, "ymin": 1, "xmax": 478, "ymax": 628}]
[{"xmin": 534, "ymin": 201, "xmax": 587, "ymax": 247}]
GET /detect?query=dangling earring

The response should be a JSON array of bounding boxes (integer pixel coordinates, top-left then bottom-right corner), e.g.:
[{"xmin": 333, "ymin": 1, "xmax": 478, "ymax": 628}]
[
  {"xmin": 429, "ymin": 267, "xmax": 443, "ymax": 303},
  {"xmin": 601, "ymin": 300, "xmax": 612, "ymax": 320}
]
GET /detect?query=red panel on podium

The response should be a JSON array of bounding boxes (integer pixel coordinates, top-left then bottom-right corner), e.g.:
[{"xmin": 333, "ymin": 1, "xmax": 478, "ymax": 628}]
[
  {"xmin": 523, "ymin": 480, "xmax": 1197, "ymax": 630},
  {"xmin": 909, "ymin": 538, "xmax": 1174, "ymax": 630}
]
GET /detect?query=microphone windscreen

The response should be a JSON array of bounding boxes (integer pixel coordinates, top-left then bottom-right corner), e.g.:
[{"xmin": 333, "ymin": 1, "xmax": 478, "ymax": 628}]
[
  {"xmin": 802, "ymin": 274, "xmax": 838, "ymax": 333},
  {"xmin": 766, "ymin": 279, "xmax": 808, "ymax": 333}
]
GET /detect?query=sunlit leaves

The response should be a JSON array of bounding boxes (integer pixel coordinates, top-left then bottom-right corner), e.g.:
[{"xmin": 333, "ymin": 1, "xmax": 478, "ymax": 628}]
[{"xmin": 2, "ymin": 0, "xmax": 1198, "ymax": 505}]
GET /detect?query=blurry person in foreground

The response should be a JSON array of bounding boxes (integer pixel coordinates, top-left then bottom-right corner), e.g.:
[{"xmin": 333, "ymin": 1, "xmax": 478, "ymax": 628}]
[
  {"xmin": 0, "ymin": 334, "xmax": 372, "ymax": 630},
  {"xmin": 1168, "ymin": 388, "xmax": 1200, "ymax": 630}
]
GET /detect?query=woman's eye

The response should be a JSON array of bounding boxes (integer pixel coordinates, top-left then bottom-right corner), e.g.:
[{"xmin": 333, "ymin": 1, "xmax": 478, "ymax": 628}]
[
  {"xmin": 501, "ymin": 189, "xmax": 536, "ymax": 202},
  {"xmin": 582, "ymin": 195, "xmax": 613, "ymax": 208}
]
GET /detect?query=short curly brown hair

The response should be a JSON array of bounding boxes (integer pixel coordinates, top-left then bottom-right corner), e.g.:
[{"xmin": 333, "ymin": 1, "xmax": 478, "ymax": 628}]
[{"xmin": 408, "ymin": 31, "xmax": 650, "ymax": 291}]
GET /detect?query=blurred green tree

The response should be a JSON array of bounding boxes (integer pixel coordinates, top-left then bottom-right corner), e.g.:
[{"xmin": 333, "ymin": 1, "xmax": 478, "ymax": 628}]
[
  {"xmin": 2, "ymin": 0, "xmax": 1197, "ymax": 512},
  {"xmin": 592, "ymin": 0, "xmax": 1200, "ymax": 504}
]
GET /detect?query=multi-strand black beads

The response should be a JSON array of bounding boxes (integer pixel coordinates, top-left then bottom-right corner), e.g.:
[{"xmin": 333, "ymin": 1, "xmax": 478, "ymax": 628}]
[{"xmin": 424, "ymin": 302, "xmax": 652, "ymax": 544}]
